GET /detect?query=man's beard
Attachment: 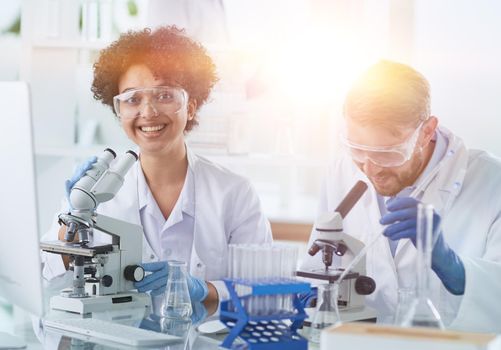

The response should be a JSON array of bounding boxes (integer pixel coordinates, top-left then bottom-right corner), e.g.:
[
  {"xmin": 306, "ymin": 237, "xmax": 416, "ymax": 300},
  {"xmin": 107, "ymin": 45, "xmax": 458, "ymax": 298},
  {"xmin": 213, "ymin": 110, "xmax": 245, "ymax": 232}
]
[{"xmin": 369, "ymin": 155, "xmax": 424, "ymax": 196}]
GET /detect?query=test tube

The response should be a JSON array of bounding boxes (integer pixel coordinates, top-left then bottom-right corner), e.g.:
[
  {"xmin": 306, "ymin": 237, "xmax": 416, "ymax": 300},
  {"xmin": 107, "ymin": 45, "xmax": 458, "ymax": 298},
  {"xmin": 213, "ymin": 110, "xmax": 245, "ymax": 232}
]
[
  {"xmin": 263, "ymin": 246, "xmax": 272, "ymax": 315},
  {"xmin": 228, "ymin": 245, "xmax": 236, "ymax": 312},
  {"xmin": 228, "ymin": 244, "xmax": 233, "ymax": 278},
  {"xmin": 271, "ymin": 245, "xmax": 282, "ymax": 313},
  {"xmin": 228, "ymin": 243, "xmax": 300, "ymax": 316},
  {"xmin": 248, "ymin": 244, "xmax": 257, "ymax": 315},
  {"xmin": 285, "ymin": 245, "xmax": 298, "ymax": 312},
  {"xmin": 254, "ymin": 245, "xmax": 262, "ymax": 315}
]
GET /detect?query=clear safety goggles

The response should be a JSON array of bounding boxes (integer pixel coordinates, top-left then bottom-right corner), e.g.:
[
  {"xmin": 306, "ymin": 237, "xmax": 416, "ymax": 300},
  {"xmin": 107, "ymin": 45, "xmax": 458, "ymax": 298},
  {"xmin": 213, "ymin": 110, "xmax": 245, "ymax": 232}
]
[
  {"xmin": 113, "ymin": 86, "xmax": 188, "ymax": 119},
  {"xmin": 341, "ymin": 121, "xmax": 424, "ymax": 168}
]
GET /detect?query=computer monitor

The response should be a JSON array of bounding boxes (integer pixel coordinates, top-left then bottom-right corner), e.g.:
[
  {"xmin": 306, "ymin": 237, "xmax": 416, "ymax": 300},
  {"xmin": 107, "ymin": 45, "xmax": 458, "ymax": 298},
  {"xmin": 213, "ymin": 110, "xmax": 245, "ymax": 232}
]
[{"xmin": 0, "ymin": 82, "xmax": 45, "ymax": 318}]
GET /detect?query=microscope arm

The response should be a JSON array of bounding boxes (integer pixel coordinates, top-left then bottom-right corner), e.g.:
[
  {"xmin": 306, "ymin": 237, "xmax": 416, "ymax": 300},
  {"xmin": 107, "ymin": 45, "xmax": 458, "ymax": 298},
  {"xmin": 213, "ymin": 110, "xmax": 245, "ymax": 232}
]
[
  {"xmin": 93, "ymin": 214, "xmax": 145, "ymax": 290},
  {"xmin": 93, "ymin": 214, "xmax": 143, "ymax": 252}
]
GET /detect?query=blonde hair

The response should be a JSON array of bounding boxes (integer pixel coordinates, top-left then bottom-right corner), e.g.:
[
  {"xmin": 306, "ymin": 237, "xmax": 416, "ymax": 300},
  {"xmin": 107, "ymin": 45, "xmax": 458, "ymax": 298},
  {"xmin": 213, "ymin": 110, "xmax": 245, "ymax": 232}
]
[{"xmin": 344, "ymin": 60, "xmax": 430, "ymax": 132}]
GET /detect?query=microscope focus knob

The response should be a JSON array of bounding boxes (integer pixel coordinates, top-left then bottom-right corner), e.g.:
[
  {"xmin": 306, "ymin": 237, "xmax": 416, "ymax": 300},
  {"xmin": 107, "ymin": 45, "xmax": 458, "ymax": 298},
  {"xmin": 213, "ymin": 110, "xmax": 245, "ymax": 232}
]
[
  {"xmin": 355, "ymin": 276, "xmax": 376, "ymax": 295},
  {"xmin": 124, "ymin": 265, "xmax": 145, "ymax": 282},
  {"xmin": 102, "ymin": 275, "xmax": 113, "ymax": 287}
]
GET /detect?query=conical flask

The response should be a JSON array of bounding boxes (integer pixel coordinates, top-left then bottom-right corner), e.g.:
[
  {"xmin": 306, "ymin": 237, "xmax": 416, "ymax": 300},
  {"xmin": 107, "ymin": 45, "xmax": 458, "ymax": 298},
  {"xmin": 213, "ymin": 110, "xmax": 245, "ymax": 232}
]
[
  {"xmin": 401, "ymin": 204, "xmax": 444, "ymax": 329},
  {"xmin": 161, "ymin": 260, "xmax": 193, "ymax": 320},
  {"xmin": 393, "ymin": 287, "xmax": 416, "ymax": 325},
  {"xmin": 310, "ymin": 283, "xmax": 341, "ymax": 343},
  {"xmin": 160, "ymin": 316, "xmax": 192, "ymax": 338}
]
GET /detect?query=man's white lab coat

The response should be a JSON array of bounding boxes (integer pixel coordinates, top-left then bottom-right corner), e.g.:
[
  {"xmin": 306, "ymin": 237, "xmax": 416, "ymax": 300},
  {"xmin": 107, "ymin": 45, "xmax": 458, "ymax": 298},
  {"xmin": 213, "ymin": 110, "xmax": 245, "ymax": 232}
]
[{"xmin": 301, "ymin": 126, "xmax": 501, "ymax": 333}]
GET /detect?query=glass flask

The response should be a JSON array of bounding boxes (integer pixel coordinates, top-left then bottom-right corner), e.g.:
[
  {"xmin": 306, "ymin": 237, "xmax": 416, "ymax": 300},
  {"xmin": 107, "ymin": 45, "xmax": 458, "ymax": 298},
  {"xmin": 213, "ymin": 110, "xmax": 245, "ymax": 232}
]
[
  {"xmin": 393, "ymin": 288, "xmax": 416, "ymax": 325},
  {"xmin": 401, "ymin": 204, "xmax": 445, "ymax": 329},
  {"xmin": 160, "ymin": 317, "xmax": 192, "ymax": 338},
  {"xmin": 310, "ymin": 283, "xmax": 341, "ymax": 343},
  {"xmin": 161, "ymin": 261, "xmax": 193, "ymax": 320}
]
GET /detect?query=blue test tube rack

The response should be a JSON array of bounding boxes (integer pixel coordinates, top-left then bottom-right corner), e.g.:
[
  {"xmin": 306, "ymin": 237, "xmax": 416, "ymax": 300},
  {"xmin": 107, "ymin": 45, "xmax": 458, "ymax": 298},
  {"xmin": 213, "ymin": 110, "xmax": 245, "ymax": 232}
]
[{"xmin": 220, "ymin": 278, "xmax": 311, "ymax": 350}]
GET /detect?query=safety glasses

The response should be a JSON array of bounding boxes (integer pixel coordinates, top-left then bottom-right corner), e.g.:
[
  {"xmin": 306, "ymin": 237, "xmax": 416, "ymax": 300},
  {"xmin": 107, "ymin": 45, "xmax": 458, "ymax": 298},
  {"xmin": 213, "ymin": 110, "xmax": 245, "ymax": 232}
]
[
  {"xmin": 113, "ymin": 86, "xmax": 188, "ymax": 119},
  {"xmin": 341, "ymin": 121, "xmax": 424, "ymax": 168}
]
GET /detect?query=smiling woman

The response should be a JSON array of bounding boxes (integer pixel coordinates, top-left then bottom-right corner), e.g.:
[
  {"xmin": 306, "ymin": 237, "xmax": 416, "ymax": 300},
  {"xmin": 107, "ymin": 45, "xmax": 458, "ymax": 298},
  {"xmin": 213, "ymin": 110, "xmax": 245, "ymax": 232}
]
[
  {"xmin": 41, "ymin": 26, "xmax": 272, "ymax": 323},
  {"xmin": 112, "ymin": 65, "xmax": 193, "ymax": 155}
]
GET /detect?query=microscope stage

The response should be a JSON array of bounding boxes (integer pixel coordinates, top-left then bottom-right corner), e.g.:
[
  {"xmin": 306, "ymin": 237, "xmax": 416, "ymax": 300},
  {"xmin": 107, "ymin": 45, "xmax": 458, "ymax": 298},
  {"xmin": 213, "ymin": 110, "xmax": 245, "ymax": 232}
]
[
  {"xmin": 297, "ymin": 269, "xmax": 359, "ymax": 283},
  {"xmin": 40, "ymin": 241, "xmax": 114, "ymax": 257}
]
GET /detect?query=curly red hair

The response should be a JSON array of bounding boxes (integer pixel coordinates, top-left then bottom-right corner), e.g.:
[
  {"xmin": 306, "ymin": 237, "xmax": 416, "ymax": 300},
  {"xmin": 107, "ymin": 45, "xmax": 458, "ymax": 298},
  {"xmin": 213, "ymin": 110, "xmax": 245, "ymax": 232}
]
[{"xmin": 91, "ymin": 26, "xmax": 218, "ymax": 132}]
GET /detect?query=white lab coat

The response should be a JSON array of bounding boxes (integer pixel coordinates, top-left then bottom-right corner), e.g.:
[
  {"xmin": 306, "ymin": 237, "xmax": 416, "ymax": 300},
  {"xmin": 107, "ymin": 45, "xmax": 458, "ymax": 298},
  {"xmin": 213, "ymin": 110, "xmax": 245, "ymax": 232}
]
[
  {"xmin": 301, "ymin": 126, "xmax": 501, "ymax": 333},
  {"xmin": 41, "ymin": 147, "xmax": 273, "ymax": 304}
]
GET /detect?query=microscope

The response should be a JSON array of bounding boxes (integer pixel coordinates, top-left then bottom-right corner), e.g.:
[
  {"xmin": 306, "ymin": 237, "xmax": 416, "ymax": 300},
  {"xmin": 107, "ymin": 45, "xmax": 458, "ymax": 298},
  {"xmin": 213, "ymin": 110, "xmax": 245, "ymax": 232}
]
[
  {"xmin": 297, "ymin": 181, "xmax": 377, "ymax": 322},
  {"xmin": 40, "ymin": 149, "xmax": 150, "ymax": 315}
]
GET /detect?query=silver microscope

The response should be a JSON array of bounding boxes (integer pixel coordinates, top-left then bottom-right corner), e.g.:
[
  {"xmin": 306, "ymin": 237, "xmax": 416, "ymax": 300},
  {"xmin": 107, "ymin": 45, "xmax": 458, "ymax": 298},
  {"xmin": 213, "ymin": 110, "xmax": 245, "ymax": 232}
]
[
  {"xmin": 297, "ymin": 181, "xmax": 377, "ymax": 322},
  {"xmin": 41, "ymin": 149, "xmax": 150, "ymax": 315}
]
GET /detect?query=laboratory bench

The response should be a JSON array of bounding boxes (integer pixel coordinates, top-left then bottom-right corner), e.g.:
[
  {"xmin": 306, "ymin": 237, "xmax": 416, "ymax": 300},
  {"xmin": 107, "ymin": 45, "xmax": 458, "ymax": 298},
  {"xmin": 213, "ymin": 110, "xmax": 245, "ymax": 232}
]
[
  {"xmin": 1, "ymin": 308, "xmax": 322, "ymax": 350},
  {"xmin": 3, "ymin": 306, "xmax": 499, "ymax": 350}
]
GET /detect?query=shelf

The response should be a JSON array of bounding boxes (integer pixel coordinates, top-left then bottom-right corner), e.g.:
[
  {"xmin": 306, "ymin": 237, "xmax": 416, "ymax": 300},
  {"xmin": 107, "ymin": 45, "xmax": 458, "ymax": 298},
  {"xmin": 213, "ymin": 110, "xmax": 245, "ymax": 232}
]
[
  {"xmin": 35, "ymin": 145, "xmax": 327, "ymax": 168},
  {"xmin": 35, "ymin": 145, "xmax": 117, "ymax": 157},
  {"xmin": 202, "ymin": 153, "xmax": 326, "ymax": 168},
  {"xmin": 31, "ymin": 39, "xmax": 111, "ymax": 50}
]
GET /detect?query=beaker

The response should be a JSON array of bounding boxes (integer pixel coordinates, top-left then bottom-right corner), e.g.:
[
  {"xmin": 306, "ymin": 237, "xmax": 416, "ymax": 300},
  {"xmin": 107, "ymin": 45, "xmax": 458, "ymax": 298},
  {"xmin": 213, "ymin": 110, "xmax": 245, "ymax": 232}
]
[
  {"xmin": 161, "ymin": 261, "xmax": 193, "ymax": 320},
  {"xmin": 310, "ymin": 283, "xmax": 341, "ymax": 343},
  {"xmin": 401, "ymin": 204, "xmax": 445, "ymax": 329}
]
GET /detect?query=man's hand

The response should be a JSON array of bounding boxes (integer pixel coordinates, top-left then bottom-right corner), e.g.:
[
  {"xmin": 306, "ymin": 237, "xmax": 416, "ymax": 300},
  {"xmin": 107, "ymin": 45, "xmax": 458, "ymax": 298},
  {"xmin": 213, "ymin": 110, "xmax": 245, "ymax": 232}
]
[{"xmin": 380, "ymin": 197, "xmax": 465, "ymax": 295}]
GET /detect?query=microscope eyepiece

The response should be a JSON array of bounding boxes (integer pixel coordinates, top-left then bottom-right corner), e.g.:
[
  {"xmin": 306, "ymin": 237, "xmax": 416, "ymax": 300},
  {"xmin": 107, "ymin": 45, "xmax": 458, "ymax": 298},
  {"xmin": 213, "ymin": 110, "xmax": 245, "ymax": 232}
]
[
  {"xmin": 126, "ymin": 150, "xmax": 138, "ymax": 160},
  {"xmin": 103, "ymin": 148, "xmax": 117, "ymax": 158}
]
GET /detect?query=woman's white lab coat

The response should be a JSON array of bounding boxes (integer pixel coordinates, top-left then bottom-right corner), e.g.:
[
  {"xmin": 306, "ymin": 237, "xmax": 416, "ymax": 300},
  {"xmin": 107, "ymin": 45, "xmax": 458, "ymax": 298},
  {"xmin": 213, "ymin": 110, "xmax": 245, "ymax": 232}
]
[
  {"xmin": 41, "ymin": 147, "xmax": 273, "ymax": 303},
  {"xmin": 301, "ymin": 126, "xmax": 501, "ymax": 333}
]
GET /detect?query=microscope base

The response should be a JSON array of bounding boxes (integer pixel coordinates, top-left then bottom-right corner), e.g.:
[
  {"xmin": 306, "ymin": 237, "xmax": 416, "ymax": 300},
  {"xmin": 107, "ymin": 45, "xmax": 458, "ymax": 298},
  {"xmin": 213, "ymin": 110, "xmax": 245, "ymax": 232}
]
[
  {"xmin": 50, "ymin": 292, "xmax": 151, "ymax": 315},
  {"xmin": 338, "ymin": 305, "xmax": 377, "ymax": 323},
  {"xmin": 305, "ymin": 305, "xmax": 377, "ymax": 325}
]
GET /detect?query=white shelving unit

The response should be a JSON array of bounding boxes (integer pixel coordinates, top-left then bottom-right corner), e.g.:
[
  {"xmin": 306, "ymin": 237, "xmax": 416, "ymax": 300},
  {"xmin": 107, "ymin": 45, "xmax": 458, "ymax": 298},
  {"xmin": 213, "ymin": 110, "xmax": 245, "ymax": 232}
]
[
  {"xmin": 19, "ymin": 0, "xmax": 117, "ymax": 233},
  {"xmin": 31, "ymin": 39, "xmax": 109, "ymax": 50}
]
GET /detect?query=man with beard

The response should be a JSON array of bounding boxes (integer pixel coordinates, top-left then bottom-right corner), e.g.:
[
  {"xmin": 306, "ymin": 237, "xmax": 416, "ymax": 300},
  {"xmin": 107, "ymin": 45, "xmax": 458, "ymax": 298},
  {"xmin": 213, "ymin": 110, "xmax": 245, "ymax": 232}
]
[{"xmin": 301, "ymin": 60, "xmax": 501, "ymax": 332}]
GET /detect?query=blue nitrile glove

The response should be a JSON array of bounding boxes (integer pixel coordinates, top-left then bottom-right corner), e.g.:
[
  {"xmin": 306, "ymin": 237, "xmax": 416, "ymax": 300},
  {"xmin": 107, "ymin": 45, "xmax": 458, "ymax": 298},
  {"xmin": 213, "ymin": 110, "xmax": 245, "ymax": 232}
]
[
  {"xmin": 190, "ymin": 298, "xmax": 208, "ymax": 324},
  {"xmin": 134, "ymin": 261, "xmax": 169, "ymax": 296},
  {"xmin": 186, "ymin": 274, "xmax": 209, "ymax": 303},
  {"xmin": 186, "ymin": 274, "xmax": 209, "ymax": 324},
  {"xmin": 298, "ymin": 287, "xmax": 318, "ymax": 308},
  {"xmin": 64, "ymin": 156, "xmax": 98, "ymax": 205},
  {"xmin": 380, "ymin": 197, "xmax": 465, "ymax": 295}
]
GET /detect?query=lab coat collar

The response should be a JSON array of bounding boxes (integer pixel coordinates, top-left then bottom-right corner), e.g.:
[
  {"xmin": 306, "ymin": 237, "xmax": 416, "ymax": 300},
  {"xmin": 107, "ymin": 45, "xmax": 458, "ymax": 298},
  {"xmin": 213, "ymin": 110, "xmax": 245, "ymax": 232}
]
[
  {"xmin": 137, "ymin": 163, "xmax": 176, "ymax": 228},
  {"xmin": 394, "ymin": 128, "xmax": 448, "ymax": 199},
  {"xmin": 183, "ymin": 146, "xmax": 196, "ymax": 218},
  {"xmin": 394, "ymin": 126, "xmax": 468, "ymax": 260},
  {"xmin": 417, "ymin": 126, "xmax": 468, "ymax": 214},
  {"xmin": 137, "ymin": 162, "xmax": 149, "ymax": 212},
  {"xmin": 413, "ymin": 128, "xmax": 448, "ymax": 191},
  {"xmin": 136, "ymin": 146, "xmax": 196, "ymax": 219}
]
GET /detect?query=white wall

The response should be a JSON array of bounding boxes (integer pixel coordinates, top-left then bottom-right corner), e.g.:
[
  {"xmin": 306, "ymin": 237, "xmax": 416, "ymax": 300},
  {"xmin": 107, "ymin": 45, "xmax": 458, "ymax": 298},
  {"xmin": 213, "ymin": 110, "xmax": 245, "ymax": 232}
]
[
  {"xmin": 413, "ymin": 0, "xmax": 501, "ymax": 155},
  {"xmin": 6, "ymin": 0, "xmax": 501, "ymax": 233}
]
